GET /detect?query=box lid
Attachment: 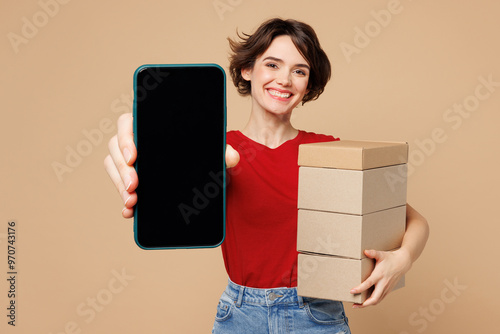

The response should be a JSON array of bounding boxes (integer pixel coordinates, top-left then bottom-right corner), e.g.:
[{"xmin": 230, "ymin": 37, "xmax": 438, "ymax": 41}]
[{"xmin": 298, "ymin": 140, "xmax": 408, "ymax": 170}]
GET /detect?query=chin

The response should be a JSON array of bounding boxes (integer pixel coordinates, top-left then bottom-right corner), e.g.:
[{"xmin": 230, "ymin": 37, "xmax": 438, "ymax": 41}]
[
  {"xmin": 265, "ymin": 106, "xmax": 293, "ymax": 116},
  {"xmin": 267, "ymin": 101, "xmax": 301, "ymax": 115}
]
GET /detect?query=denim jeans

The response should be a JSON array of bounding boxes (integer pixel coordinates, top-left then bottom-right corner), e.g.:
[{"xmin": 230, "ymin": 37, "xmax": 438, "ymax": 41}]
[{"xmin": 212, "ymin": 279, "xmax": 351, "ymax": 334}]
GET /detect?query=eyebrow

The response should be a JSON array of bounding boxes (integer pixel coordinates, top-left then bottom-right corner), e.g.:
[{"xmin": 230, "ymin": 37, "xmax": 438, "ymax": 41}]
[{"xmin": 263, "ymin": 56, "xmax": 310, "ymax": 70}]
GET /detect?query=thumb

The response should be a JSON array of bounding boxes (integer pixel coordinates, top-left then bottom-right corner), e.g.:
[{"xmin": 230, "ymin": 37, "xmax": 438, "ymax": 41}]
[
  {"xmin": 225, "ymin": 144, "xmax": 240, "ymax": 168},
  {"xmin": 364, "ymin": 249, "xmax": 384, "ymax": 261}
]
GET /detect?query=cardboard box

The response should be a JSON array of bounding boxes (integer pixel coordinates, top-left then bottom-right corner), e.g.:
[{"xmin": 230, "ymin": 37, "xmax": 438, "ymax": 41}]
[
  {"xmin": 297, "ymin": 140, "xmax": 407, "ymax": 303},
  {"xmin": 297, "ymin": 205, "xmax": 406, "ymax": 259},
  {"xmin": 298, "ymin": 140, "xmax": 408, "ymax": 170},
  {"xmin": 298, "ymin": 164, "xmax": 407, "ymax": 215},
  {"xmin": 297, "ymin": 253, "xmax": 405, "ymax": 303}
]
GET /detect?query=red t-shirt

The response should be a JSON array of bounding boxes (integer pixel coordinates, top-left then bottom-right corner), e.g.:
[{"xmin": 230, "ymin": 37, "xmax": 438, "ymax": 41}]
[{"xmin": 223, "ymin": 130, "xmax": 338, "ymax": 288}]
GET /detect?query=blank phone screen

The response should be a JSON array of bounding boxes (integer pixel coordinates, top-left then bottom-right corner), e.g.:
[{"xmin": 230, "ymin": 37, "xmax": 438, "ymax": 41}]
[{"xmin": 133, "ymin": 65, "xmax": 226, "ymax": 249}]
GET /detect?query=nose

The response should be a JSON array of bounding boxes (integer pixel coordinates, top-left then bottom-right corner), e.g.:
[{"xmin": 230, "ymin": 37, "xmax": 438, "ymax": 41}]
[{"xmin": 276, "ymin": 70, "xmax": 291, "ymax": 86}]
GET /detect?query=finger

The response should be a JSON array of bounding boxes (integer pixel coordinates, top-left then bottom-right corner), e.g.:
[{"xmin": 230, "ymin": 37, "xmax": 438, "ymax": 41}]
[
  {"xmin": 353, "ymin": 283, "xmax": 384, "ymax": 309},
  {"xmin": 351, "ymin": 251, "xmax": 385, "ymax": 294},
  {"xmin": 104, "ymin": 155, "xmax": 136, "ymax": 219},
  {"xmin": 357, "ymin": 275, "xmax": 398, "ymax": 309},
  {"xmin": 359, "ymin": 284, "xmax": 384, "ymax": 308},
  {"xmin": 104, "ymin": 153, "xmax": 125, "ymax": 193},
  {"xmin": 117, "ymin": 113, "xmax": 137, "ymax": 166},
  {"xmin": 225, "ymin": 144, "xmax": 240, "ymax": 168},
  {"xmin": 351, "ymin": 262, "xmax": 386, "ymax": 295},
  {"xmin": 351, "ymin": 271, "xmax": 378, "ymax": 295},
  {"xmin": 104, "ymin": 155, "xmax": 138, "ymax": 208},
  {"xmin": 121, "ymin": 207, "xmax": 135, "ymax": 219},
  {"xmin": 108, "ymin": 134, "xmax": 138, "ymax": 193},
  {"xmin": 364, "ymin": 249, "xmax": 384, "ymax": 261}
]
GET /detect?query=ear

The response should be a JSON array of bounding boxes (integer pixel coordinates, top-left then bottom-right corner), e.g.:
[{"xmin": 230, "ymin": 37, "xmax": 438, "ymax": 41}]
[{"xmin": 241, "ymin": 67, "xmax": 252, "ymax": 81}]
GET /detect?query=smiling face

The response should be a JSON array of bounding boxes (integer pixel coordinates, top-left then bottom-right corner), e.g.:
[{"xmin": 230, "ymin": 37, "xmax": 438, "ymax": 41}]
[{"xmin": 241, "ymin": 35, "xmax": 310, "ymax": 117}]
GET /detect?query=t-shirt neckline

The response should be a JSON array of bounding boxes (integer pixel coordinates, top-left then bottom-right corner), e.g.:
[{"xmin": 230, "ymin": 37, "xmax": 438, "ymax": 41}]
[{"xmin": 235, "ymin": 130, "xmax": 303, "ymax": 150}]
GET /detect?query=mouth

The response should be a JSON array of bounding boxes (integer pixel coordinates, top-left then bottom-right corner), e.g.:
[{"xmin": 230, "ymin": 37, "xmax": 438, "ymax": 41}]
[{"xmin": 267, "ymin": 88, "xmax": 292, "ymax": 100}]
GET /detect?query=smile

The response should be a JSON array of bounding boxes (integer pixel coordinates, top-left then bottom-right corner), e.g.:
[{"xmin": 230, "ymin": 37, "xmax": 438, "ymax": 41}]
[{"xmin": 267, "ymin": 89, "xmax": 292, "ymax": 99}]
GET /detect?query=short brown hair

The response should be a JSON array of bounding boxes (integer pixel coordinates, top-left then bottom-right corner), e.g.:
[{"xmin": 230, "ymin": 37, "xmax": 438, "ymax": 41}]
[{"xmin": 228, "ymin": 18, "xmax": 331, "ymax": 104}]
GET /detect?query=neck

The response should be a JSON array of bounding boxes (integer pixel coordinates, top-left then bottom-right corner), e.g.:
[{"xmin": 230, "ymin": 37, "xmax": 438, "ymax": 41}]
[{"xmin": 241, "ymin": 106, "xmax": 298, "ymax": 149}]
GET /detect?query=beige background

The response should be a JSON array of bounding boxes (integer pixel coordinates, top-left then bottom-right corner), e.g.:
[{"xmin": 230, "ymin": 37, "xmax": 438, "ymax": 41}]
[{"xmin": 2, "ymin": 0, "xmax": 499, "ymax": 333}]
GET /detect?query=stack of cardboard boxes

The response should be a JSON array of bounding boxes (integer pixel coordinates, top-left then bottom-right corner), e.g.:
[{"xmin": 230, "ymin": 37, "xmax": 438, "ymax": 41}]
[{"xmin": 296, "ymin": 140, "xmax": 408, "ymax": 303}]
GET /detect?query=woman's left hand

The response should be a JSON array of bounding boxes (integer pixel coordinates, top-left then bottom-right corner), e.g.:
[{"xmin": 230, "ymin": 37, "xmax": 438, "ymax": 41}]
[{"xmin": 350, "ymin": 248, "xmax": 412, "ymax": 308}]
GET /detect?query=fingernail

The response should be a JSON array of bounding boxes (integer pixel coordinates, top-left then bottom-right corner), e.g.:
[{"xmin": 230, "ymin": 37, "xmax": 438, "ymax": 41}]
[
  {"xmin": 124, "ymin": 175, "xmax": 132, "ymax": 191},
  {"xmin": 122, "ymin": 191, "xmax": 132, "ymax": 206},
  {"xmin": 123, "ymin": 148, "xmax": 132, "ymax": 164}
]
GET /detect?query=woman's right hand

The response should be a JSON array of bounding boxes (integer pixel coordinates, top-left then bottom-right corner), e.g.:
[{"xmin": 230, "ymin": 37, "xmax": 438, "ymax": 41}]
[
  {"xmin": 104, "ymin": 113, "xmax": 138, "ymax": 218},
  {"xmin": 104, "ymin": 113, "xmax": 240, "ymax": 218}
]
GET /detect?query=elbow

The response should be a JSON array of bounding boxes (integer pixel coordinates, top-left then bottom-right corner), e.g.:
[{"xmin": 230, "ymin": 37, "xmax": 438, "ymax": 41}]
[
  {"xmin": 406, "ymin": 203, "xmax": 430, "ymax": 242},
  {"xmin": 422, "ymin": 216, "xmax": 430, "ymax": 243}
]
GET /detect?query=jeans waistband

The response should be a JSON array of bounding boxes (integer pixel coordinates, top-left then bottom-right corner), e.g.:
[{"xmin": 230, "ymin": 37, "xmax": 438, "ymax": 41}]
[{"xmin": 225, "ymin": 279, "xmax": 304, "ymax": 308}]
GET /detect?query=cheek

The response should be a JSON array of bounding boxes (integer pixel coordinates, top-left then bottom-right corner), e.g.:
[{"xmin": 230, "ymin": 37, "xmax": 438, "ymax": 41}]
[
  {"xmin": 252, "ymin": 67, "xmax": 274, "ymax": 84},
  {"xmin": 295, "ymin": 79, "xmax": 310, "ymax": 94}
]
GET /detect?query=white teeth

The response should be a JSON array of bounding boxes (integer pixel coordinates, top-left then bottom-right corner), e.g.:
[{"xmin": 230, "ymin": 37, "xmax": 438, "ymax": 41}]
[{"xmin": 268, "ymin": 89, "xmax": 291, "ymax": 98}]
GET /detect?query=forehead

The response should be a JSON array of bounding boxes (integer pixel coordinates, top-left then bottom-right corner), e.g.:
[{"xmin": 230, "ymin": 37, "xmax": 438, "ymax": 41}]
[{"xmin": 259, "ymin": 35, "xmax": 308, "ymax": 65}]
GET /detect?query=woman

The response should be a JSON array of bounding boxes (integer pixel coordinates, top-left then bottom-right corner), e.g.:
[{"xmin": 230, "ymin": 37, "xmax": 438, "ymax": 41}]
[{"xmin": 104, "ymin": 18, "xmax": 429, "ymax": 333}]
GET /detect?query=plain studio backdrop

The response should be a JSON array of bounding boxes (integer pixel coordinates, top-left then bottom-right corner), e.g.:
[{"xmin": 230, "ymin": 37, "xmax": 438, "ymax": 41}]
[{"xmin": 1, "ymin": 0, "xmax": 499, "ymax": 333}]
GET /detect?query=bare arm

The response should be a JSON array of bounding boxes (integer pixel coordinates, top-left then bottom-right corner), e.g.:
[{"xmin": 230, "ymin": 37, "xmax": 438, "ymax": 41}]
[{"xmin": 400, "ymin": 203, "xmax": 430, "ymax": 265}]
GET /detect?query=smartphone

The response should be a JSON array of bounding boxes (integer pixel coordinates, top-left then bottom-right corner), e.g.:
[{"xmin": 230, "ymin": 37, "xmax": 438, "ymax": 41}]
[{"xmin": 133, "ymin": 64, "xmax": 226, "ymax": 249}]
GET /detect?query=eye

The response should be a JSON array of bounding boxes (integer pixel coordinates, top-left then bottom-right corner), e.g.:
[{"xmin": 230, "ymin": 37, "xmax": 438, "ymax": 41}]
[
  {"xmin": 294, "ymin": 69, "xmax": 308, "ymax": 76},
  {"xmin": 266, "ymin": 63, "xmax": 278, "ymax": 69}
]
